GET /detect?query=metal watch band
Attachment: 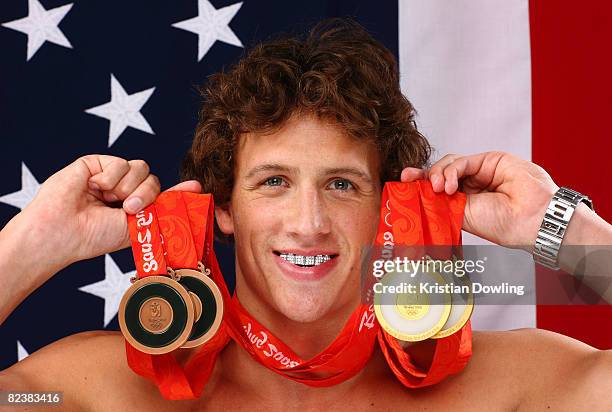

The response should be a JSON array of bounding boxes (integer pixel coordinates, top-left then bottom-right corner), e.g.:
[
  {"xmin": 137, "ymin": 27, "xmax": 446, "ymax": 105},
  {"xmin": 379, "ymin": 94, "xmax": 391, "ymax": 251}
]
[{"xmin": 533, "ymin": 187, "xmax": 593, "ymax": 270}]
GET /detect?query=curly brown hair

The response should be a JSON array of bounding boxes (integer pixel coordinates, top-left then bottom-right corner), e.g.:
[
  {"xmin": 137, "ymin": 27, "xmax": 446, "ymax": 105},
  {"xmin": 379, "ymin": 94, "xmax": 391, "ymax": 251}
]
[{"xmin": 181, "ymin": 18, "xmax": 431, "ymax": 239}]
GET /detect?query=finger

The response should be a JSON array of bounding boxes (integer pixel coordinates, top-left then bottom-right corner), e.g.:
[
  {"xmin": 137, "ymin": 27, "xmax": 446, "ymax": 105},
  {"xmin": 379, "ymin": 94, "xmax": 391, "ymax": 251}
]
[
  {"xmin": 428, "ymin": 154, "xmax": 461, "ymax": 192},
  {"xmin": 446, "ymin": 155, "xmax": 484, "ymax": 179},
  {"xmin": 122, "ymin": 174, "xmax": 161, "ymax": 214},
  {"xmin": 443, "ymin": 166, "xmax": 459, "ymax": 194},
  {"xmin": 88, "ymin": 158, "xmax": 131, "ymax": 192},
  {"xmin": 78, "ymin": 154, "xmax": 115, "ymax": 177},
  {"xmin": 443, "ymin": 152, "xmax": 506, "ymax": 194},
  {"xmin": 166, "ymin": 180, "xmax": 202, "ymax": 193},
  {"xmin": 109, "ymin": 160, "xmax": 151, "ymax": 200},
  {"xmin": 441, "ymin": 156, "xmax": 480, "ymax": 194},
  {"xmin": 400, "ymin": 167, "xmax": 426, "ymax": 182},
  {"xmin": 442, "ymin": 156, "xmax": 476, "ymax": 195}
]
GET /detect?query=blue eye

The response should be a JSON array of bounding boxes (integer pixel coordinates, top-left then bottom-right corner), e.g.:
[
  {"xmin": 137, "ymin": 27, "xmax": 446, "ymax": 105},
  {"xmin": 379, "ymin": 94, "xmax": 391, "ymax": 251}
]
[
  {"xmin": 264, "ymin": 176, "xmax": 284, "ymax": 187},
  {"xmin": 330, "ymin": 179, "xmax": 353, "ymax": 191}
]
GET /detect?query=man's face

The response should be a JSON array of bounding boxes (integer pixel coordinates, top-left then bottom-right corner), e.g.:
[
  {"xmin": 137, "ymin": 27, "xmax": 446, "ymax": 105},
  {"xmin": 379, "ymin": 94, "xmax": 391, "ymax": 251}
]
[{"xmin": 216, "ymin": 113, "xmax": 381, "ymax": 323}]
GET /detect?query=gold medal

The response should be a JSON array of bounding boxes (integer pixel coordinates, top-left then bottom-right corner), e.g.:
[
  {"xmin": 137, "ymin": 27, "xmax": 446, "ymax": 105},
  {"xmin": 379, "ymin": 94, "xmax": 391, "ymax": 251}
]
[
  {"xmin": 430, "ymin": 255, "xmax": 474, "ymax": 339},
  {"xmin": 374, "ymin": 268, "xmax": 451, "ymax": 342},
  {"xmin": 431, "ymin": 274, "xmax": 473, "ymax": 339}
]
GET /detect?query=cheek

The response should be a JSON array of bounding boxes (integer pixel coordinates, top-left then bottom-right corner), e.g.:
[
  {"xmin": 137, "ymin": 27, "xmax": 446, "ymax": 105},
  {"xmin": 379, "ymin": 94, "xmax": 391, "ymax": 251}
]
[
  {"xmin": 333, "ymin": 202, "xmax": 380, "ymax": 243},
  {"xmin": 232, "ymin": 199, "xmax": 280, "ymax": 243},
  {"xmin": 356, "ymin": 214, "xmax": 380, "ymax": 243}
]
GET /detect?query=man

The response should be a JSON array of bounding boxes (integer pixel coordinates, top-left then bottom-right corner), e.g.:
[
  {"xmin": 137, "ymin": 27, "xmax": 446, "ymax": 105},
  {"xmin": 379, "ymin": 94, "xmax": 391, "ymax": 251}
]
[{"xmin": 0, "ymin": 19, "xmax": 611, "ymax": 411}]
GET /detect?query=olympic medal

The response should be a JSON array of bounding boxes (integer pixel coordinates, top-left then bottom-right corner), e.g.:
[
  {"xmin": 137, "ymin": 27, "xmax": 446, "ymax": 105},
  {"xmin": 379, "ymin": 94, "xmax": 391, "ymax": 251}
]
[
  {"xmin": 119, "ymin": 275, "xmax": 195, "ymax": 355},
  {"xmin": 139, "ymin": 297, "xmax": 174, "ymax": 334},
  {"xmin": 189, "ymin": 291, "xmax": 203, "ymax": 322},
  {"xmin": 374, "ymin": 268, "xmax": 451, "ymax": 342},
  {"xmin": 431, "ymin": 273, "xmax": 473, "ymax": 339},
  {"xmin": 176, "ymin": 268, "xmax": 224, "ymax": 348}
]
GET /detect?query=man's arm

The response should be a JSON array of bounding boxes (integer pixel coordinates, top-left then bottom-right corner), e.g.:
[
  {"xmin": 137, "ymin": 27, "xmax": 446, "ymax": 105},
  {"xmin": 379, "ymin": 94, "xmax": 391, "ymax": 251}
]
[
  {"xmin": 0, "ymin": 155, "xmax": 164, "ymax": 325},
  {"xmin": 401, "ymin": 151, "xmax": 612, "ymax": 300},
  {"xmin": 0, "ymin": 211, "xmax": 70, "ymax": 325},
  {"xmin": 0, "ymin": 155, "xmax": 203, "ymax": 325},
  {"xmin": 0, "ymin": 155, "xmax": 206, "ymax": 406},
  {"xmin": 564, "ymin": 350, "xmax": 612, "ymax": 409},
  {"xmin": 0, "ymin": 332, "xmax": 101, "ymax": 411},
  {"xmin": 513, "ymin": 329, "xmax": 612, "ymax": 410},
  {"xmin": 0, "ymin": 331, "xmax": 155, "ymax": 411},
  {"xmin": 558, "ymin": 202, "xmax": 612, "ymax": 302}
]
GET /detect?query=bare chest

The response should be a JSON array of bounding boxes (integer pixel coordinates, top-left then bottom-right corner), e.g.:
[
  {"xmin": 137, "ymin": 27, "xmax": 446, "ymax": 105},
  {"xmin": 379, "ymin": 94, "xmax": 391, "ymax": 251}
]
[
  {"xmin": 86, "ymin": 334, "xmax": 526, "ymax": 412},
  {"xmin": 115, "ymin": 371, "xmax": 519, "ymax": 412}
]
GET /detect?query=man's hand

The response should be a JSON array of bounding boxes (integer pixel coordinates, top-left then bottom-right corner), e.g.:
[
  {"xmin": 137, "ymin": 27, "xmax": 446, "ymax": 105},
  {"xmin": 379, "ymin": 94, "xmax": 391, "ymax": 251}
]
[
  {"xmin": 23, "ymin": 155, "xmax": 201, "ymax": 267},
  {"xmin": 401, "ymin": 151, "xmax": 559, "ymax": 250}
]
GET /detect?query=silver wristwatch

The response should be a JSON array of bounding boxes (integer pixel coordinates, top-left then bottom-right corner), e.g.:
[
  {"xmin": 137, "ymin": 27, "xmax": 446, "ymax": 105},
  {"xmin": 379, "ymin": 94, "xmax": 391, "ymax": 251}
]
[{"xmin": 533, "ymin": 187, "xmax": 594, "ymax": 270}]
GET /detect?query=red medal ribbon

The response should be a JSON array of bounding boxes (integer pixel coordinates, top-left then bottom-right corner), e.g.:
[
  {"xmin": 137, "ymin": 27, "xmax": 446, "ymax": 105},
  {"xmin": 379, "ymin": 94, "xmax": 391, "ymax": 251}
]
[
  {"xmin": 124, "ymin": 181, "xmax": 472, "ymax": 399},
  {"xmin": 375, "ymin": 181, "xmax": 472, "ymax": 387}
]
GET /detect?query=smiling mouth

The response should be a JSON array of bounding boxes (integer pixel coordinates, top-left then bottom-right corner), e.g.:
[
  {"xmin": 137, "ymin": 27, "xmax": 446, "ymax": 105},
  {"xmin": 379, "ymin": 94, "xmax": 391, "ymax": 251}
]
[{"xmin": 274, "ymin": 252, "xmax": 338, "ymax": 267}]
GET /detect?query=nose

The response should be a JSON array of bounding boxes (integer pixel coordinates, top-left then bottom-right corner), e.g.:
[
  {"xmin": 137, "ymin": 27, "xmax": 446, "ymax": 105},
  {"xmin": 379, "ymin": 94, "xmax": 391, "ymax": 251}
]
[{"xmin": 284, "ymin": 185, "xmax": 331, "ymax": 241}]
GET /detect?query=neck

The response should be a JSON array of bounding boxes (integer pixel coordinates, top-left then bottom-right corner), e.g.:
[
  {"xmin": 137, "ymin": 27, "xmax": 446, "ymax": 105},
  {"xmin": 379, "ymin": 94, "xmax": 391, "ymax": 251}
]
[
  {"xmin": 234, "ymin": 273, "xmax": 360, "ymax": 359},
  {"xmin": 215, "ymin": 338, "xmax": 391, "ymax": 408}
]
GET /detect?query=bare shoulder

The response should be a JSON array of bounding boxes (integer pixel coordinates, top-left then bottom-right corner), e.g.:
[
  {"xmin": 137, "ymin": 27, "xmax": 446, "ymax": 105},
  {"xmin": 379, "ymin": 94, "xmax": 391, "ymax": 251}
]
[
  {"xmin": 471, "ymin": 327, "xmax": 602, "ymax": 373},
  {"xmin": 472, "ymin": 327, "xmax": 595, "ymax": 362},
  {"xmin": 0, "ymin": 330, "xmax": 128, "ymax": 383},
  {"xmin": 470, "ymin": 328, "xmax": 612, "ymax": 410},
  {"xmin": 0, "ymin": 331, "xmax": 160, "ymax": 410}
]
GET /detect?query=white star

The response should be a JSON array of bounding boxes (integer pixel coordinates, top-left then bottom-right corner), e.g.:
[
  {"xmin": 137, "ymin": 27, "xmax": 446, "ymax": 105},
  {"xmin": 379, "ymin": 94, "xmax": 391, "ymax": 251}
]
[
  {"xmin": 17, "ymin": 341, "xmax": 30, "ymax": 361},
  {"xmin": 79, "ymin": 254, "xmax": 135, "ymax": 327},
  {"xmin": 172, "ymin": 0, "xmax": 243, "ymax": 61},
  {"xmin": 85, "ymin": 74, "xmax": 156, "ymax": 147},
  {"xmin": 0, "ymin": 162, "xmax": 42, "ymax": 210},
  {"xmin": 1, "ymin": 0, "xmax": 73, "ymax": 61}
]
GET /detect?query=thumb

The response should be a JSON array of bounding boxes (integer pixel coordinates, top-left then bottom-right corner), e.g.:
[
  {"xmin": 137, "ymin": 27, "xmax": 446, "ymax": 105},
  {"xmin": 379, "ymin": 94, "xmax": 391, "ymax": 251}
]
[
  {"xmin": 461, "ymin": 192, "xmax": 500, "ymax": 242},
  {"xmin": 166, "ymin": 180, "xmax": 202, "ymax": 193},
  {"xmin": 400, "ymin": 167, "xmax": 427, "ymax": 182}
]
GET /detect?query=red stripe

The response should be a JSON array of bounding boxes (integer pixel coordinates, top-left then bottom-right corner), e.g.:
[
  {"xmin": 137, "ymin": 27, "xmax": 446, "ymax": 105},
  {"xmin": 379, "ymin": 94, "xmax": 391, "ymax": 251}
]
[{"xmin": 530, "ymin": 0, "xmax": 612, "ymax": 349}]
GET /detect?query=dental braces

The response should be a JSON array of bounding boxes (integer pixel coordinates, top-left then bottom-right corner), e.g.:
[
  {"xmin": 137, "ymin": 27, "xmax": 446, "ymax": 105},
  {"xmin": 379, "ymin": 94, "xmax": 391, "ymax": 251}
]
[{"xmin": 280, "ymin": 253, "xmax": 331, "ymax": 266}]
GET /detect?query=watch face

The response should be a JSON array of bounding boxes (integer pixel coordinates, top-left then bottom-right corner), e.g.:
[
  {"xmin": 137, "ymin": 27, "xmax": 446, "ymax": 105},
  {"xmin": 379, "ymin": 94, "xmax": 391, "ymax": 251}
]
[
  {"xmin": 558, "ymin": 187, "xmax": 593, "ymax": 210},
  {"xmin": 533, "ymin": 186, "xmax": 594, "ymax": 270},
  {"xmin": 119, "ymin": 276, "xmax": 195, "ymax": 354}
]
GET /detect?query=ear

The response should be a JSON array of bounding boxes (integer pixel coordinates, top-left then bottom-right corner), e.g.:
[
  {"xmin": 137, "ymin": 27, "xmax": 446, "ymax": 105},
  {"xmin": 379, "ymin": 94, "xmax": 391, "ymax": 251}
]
[{"xmin": 215, "ymin": 204, "xmax": 234, "ymax": 235}]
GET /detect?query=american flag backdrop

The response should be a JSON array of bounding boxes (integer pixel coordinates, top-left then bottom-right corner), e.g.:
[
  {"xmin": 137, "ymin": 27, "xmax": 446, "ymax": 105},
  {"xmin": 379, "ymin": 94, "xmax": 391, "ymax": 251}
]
[{"xmin": 0, "ymin": 0, "xmax": 610, "ymax": 371}]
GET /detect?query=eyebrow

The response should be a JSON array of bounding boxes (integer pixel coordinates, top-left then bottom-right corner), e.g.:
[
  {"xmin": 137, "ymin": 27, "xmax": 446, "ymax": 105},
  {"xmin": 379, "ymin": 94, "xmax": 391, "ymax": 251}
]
[
  {"xmin": 245, "ymin": 164, "xmax": 373, "ymax": 183},
  {"xmin": 323, "ymin": 167, "xmax": 373, "ymax": 184},
  {"xmin": 245, "ymin": 164, "xmax": 295, "ymax": 179}
]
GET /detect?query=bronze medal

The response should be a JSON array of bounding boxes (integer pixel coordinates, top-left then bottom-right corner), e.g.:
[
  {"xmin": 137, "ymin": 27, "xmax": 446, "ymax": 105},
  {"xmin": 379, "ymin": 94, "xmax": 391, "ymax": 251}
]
[
  {"xmin": 176, "ymin": 267, "xmax": 224, "ymax": 349},
  {"xmin": 139, "ymin": 297, "xmax": 174, "ymax": 334},
  {"xmin": 119, "ymin": 275, "xmax": 195, "ymax": 355}
]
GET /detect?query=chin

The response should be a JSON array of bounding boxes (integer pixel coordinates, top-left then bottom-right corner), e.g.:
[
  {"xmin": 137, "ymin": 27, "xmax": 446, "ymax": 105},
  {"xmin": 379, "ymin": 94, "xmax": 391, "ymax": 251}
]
[{"xmin": 271, "ymin": 286, "xmax": 338, "ymax": 323}]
